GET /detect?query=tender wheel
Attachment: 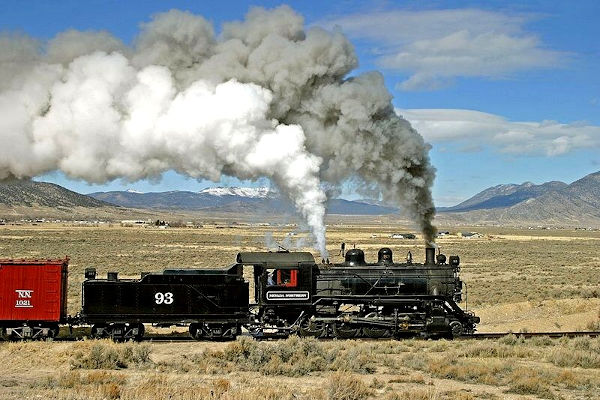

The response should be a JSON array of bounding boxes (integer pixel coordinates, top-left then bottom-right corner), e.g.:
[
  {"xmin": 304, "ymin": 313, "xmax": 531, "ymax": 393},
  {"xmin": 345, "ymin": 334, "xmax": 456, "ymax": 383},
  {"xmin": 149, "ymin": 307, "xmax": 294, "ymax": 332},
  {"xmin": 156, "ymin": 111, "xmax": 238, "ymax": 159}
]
[
  {"xmin": 91, "ymin": 325, "xmax": 106, "ymax": 339},
  {"xmin": 333, "ymin": 322, "xmax": 359, "ymax": 339},
  {"xmin": 298, "ymin": 318, "xmax": 325, "ymax": 337},
  {"xmin": 189, "ymin": 323, "xmax": 202, "ymax": 340},
  {"xmin": 133, "ymin": 323, "xmax": 145, "ymax": 341},
  {"xmin": 449, "ymin": 321, "xmax": 464, "ymax": 338}
]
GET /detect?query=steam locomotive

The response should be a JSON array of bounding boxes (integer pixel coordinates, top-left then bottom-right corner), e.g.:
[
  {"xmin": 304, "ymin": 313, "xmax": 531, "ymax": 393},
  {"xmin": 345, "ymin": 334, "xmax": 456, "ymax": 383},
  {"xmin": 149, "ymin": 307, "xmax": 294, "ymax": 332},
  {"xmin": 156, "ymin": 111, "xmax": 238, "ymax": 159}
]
[{"xmin": 0, "ymin": 247, "xmax": 478, "ymax": 340}]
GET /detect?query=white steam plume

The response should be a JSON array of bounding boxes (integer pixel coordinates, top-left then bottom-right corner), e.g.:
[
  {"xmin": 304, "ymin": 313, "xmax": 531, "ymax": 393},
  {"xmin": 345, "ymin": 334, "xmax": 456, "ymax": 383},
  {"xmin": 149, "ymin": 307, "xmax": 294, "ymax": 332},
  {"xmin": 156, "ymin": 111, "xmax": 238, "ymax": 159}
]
[{"xmin": 0, "ymin": 5, "xmax": 437, "ymax": 252}]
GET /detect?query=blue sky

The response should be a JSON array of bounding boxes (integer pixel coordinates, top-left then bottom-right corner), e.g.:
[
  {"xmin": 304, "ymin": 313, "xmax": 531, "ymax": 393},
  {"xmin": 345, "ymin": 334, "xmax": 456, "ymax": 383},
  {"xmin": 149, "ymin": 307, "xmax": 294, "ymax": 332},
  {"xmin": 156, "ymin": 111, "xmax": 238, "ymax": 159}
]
[{"xmin": 2, "ymin": 0, "xmax": 598, "ymax": 206}]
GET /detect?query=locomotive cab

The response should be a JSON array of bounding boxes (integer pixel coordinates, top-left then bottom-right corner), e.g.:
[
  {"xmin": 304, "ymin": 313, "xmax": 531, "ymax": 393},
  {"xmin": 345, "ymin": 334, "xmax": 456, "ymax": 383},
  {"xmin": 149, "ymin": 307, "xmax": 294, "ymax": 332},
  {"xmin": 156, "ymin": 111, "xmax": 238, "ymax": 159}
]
[
  {"xmin": 236, "ymin": 251, "xmax": 316, "ymax": 306},
  {"xmin": 235, "ymin": 251, "xmax": 317, "ymax": 336}
]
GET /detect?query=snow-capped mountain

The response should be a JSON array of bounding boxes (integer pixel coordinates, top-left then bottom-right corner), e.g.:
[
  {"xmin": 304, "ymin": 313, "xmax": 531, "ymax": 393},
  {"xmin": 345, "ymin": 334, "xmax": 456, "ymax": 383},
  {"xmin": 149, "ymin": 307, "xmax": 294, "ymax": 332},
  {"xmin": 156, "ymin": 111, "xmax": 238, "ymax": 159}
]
[{"xmin": 198, "ymin": 186, "xmax": 276, "ymax": 198}]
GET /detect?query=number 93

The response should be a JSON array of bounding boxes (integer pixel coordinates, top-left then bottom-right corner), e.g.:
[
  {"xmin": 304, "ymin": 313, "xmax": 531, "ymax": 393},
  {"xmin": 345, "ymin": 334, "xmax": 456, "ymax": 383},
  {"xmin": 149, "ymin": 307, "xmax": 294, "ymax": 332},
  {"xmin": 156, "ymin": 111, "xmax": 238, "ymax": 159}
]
[{"xmin": 155, "ymin": 292, "xmax": 173, "ymax": 304}]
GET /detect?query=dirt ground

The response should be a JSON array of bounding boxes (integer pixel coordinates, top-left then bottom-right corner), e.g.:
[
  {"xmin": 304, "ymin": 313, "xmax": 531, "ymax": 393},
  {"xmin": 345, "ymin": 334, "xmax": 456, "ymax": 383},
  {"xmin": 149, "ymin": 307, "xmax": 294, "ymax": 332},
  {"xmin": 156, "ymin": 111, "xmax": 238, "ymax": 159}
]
[{"xmin": 0, "ymin": 221, "xmax": 599, "ymax": 399}]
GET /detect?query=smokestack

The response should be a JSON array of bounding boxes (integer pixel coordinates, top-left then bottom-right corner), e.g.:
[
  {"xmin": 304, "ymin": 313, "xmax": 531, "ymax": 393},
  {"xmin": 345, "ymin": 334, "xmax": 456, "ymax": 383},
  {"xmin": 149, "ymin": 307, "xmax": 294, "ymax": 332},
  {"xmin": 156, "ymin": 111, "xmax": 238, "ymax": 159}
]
[{"xmin": 425, "ymin": 247, "xmax": 436, "ymax": 265}]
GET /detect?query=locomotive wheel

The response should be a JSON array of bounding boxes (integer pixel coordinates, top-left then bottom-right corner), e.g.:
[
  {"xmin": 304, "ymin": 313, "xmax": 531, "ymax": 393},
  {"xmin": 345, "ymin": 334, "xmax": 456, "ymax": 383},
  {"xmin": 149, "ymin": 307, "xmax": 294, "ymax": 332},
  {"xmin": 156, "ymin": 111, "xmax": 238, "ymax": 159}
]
[
  {"xmin": 91, "ymin": 325, "xmax": 107, "ymax": 339},
  {"xmin": 189, "ymin": 323, "xmax": 203, "ymax": 340},
  {"xmin": 362, "ymin": 312, "xmax": 392, "ymax": 338},
  {"xmin": 220, "ymin": 324, "xmax": 239, "ymax": 341},
  {"xmin": 363, "ymin": 327, "xmax": 392, "ymax": 339},
  {"xmin": 333, "ymin": 322, "xmax": 359, "ymax": 339},
  {"xmin": 449, "ymin": 321, "xmax": 464, "ymax": 338},
  {"xmin": 298, "ymin": 318, "xmax": 325, "ymax": 337},
  {"xmin": 133, "ymin": 323, "xmax": 145, "ymax": 341},
  {"xmin": 48, "ymin": 324, "xmax": 60, "ymax": 339}
]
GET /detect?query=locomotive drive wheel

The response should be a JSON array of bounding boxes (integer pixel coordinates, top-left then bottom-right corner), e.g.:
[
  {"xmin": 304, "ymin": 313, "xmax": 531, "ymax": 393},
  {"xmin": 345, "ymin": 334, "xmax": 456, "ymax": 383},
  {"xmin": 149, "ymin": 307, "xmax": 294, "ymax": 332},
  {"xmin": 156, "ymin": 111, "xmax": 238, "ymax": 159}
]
[
  {"xmin": 333, "ymin": 322, "xmax": 359, "ymax": 339},
  {"xmin": 363, "ymin": 327, "xmax": 392, "ymax": 338},
  {"xmin": 298, "ymin": 318, "xmax": 325, "ymax": 337},
  {"xmin": 449, "ymin": 321, "xmax": 464, "ymax": 338}
]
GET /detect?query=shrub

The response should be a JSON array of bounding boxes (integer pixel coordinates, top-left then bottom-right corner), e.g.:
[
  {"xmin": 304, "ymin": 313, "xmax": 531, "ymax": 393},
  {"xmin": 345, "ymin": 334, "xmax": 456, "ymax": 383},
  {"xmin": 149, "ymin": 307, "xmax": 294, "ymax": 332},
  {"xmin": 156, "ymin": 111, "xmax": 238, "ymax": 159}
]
[
  {"xmin": 546, "ymin": 347, "xmax": 600, "ymax": 369},
  {"xmin": 456, "ymin": 341, "xmax": 533, "ymax": 359},
  {"xmin": 384, "ymin": 388, "xmax": 438, "ymax": 400},
  {"xmin": 70, "ymin": 340, "xmax": 152, "ymax": 369},
  {"xmin": 506, "ymin": 369, "xmax": 555, "ymax": 399},
  {"xmin": 326, "ymin": 372, "xmax": 372, "ymax": 400},
  {"xmin": 498, "ymin": 334, "xmax": 522, "ymax": 346},
  {"xmin": 194, "ymin": 337, "xmax": 376, "ymax": 376}
]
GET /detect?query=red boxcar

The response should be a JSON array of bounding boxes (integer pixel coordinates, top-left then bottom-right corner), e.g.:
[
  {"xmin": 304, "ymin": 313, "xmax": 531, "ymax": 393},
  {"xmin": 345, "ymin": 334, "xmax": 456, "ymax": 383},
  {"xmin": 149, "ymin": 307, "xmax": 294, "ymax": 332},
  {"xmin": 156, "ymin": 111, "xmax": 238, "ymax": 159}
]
[{"xmin": 0, "ymin": 258, "xmax": 68, "ymax": 339}]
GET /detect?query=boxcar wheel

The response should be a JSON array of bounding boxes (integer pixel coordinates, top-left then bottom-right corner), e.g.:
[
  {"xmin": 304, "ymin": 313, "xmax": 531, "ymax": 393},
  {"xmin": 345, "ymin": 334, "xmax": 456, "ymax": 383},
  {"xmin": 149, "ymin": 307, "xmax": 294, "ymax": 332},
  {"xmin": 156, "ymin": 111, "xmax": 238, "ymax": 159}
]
[{"xmin": 48, "ymin": 324, "xmax": 60, "ymax": 339}]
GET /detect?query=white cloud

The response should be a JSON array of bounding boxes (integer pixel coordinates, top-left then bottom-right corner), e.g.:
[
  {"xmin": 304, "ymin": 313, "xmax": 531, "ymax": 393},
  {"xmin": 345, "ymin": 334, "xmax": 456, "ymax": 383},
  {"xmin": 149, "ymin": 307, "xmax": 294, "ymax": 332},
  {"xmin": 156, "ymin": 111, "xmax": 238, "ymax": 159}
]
[
  {"xmin": 397, "ymin": 108, "xmax": 600, "ymax": 156},
  {"xmin": 320, "ymin": 9, "xmax": 565, "ymax": 90}
]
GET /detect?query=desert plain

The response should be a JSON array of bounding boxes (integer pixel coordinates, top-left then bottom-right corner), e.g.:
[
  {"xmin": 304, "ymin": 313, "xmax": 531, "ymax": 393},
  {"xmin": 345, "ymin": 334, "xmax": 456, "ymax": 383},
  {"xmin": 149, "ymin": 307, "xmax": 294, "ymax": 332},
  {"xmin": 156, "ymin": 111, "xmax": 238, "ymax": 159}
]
[{"xmin": 0, "ymin": 219, "xmax": 599, "ymax": 399}]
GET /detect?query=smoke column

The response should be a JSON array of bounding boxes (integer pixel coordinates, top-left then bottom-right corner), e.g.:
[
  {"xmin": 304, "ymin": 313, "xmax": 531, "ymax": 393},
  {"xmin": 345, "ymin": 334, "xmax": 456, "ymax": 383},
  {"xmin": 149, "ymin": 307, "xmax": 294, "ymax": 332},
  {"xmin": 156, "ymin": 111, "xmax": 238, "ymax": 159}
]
[{"xmin": 0, "ymin": 6, "xmax": 437, "ymax": 250}]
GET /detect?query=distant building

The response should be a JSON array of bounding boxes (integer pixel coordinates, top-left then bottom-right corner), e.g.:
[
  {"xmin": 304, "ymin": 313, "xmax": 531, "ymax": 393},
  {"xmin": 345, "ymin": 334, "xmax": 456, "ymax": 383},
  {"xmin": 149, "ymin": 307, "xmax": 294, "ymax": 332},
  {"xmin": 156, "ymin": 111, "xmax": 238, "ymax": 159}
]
[
  {"xmin": 436, "ymin": 231, "xmax": 450, "ymax": 237},
  {"xmin": 390, "ymin": 233, "xmax": 416, "ymax": 239},
  {"xmin": 121, "ymin": 220, "xmax": 150, "ymax": 227},
  {"xmin": 459, "ymin": 232, "xmax": 483, "ymax": 239}
]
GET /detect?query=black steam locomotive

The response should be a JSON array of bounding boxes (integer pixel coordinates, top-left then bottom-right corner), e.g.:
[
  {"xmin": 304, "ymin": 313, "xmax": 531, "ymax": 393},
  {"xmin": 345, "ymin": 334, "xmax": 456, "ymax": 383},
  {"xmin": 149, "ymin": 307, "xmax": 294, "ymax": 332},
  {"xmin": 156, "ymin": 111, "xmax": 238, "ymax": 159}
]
[{"xmin": 79, "ymin": 246, "xmax": 478, "ymax": 340}]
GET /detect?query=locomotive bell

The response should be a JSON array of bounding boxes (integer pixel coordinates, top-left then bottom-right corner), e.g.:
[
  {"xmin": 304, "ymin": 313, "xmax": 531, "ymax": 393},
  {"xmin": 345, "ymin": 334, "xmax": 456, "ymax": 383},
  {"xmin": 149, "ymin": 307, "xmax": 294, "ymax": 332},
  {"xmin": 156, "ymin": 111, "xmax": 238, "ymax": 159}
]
[
  {"xmin": 449, "ymin": 255, "xmax": 460, "ymax": 267},
  {"xmin": 344, "ymin": 248, "xmax": 366, "ymax": 266},
  {"xmin": 377, "ymin": 247, "xmax": 393, "ymax": 264}
]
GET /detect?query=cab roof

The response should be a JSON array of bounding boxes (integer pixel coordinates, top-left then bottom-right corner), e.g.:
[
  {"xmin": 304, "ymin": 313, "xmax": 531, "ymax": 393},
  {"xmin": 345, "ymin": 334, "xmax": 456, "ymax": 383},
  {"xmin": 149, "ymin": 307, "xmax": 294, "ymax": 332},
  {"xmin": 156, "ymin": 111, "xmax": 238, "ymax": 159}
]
[{"xmin": 236, "ymin": 251, "xmax": 315, "ymax": 265}]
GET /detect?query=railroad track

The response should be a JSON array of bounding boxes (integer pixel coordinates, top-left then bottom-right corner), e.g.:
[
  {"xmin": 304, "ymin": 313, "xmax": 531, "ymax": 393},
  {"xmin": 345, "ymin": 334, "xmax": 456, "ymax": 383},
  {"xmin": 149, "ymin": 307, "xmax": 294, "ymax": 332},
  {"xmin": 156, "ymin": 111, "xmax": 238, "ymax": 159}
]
[
  {"xmin": 40, "ymin": 331, "xmax": 600, "ymax": 342},
  {"xmin": 468, "ymin": 331, "xmax": 600, "ymax": 339}
]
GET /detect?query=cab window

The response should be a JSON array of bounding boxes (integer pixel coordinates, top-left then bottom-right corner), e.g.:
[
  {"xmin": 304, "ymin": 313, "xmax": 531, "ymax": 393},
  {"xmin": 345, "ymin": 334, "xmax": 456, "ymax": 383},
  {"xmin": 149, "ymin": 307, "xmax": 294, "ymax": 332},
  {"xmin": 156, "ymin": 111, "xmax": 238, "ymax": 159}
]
[{"xmin": 266, "ymin": 268, "xmax": 298, "ymax": 287}]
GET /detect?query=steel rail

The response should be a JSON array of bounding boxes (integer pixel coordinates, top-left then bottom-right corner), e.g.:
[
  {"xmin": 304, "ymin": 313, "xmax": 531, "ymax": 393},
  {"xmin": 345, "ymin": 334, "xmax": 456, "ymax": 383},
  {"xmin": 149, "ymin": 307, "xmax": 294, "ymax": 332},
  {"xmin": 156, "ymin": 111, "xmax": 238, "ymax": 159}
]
[{"xmin": 6, "ymin": 331, "xmax": 600, "ymax": 342}]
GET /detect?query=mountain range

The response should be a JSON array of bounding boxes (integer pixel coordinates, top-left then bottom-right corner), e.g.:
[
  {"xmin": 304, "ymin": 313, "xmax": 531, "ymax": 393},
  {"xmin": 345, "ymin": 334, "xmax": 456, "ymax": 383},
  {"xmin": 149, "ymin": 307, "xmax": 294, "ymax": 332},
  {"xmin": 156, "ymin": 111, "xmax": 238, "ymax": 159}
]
[
  {"xmin": 0, "ymin": 178, "xmax": 110, "ymax": 208},
  {"xmin": 437, "ymin": 171, "xmax": 600, "ymax": 225},
  {"xmin": 2, "ymin": 170, "xmax": 600, "ymax": 225},
  {"xmin": 88, "ymin": 187, "xmax": 398, "ymax": 215},
  {"xmin": 0, "ymin": 178, "xmax": 129, "ymax": 220}
]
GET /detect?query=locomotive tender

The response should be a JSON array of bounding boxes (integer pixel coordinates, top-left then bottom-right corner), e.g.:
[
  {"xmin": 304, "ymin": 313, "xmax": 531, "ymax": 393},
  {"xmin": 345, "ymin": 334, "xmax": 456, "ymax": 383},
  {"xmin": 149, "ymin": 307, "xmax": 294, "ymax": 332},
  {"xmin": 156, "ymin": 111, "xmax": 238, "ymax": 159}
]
[{"xmin": 0, "ymin": 247, "xmax": 478, "ymax": 340}]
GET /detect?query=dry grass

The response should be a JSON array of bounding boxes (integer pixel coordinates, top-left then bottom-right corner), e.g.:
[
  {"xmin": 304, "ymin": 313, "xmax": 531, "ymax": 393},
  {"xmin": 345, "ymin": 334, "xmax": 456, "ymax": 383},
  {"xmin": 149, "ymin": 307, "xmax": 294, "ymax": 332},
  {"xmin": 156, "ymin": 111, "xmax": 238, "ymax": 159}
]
[
  {"xmin": 1, "ymin": 332, "xmax": 599, "ymax": 399},
  {"xmin": 184, "ymin": 336, "xmax": 376, "ymax": 376},
  {"xmin": 70, "ymin": 340, "xmax": 152, "ymax": 369},
  {"xmin": 2, "ymin": 222, "xmax": 600, "ymax": 399}
]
